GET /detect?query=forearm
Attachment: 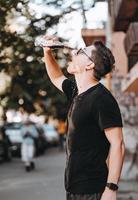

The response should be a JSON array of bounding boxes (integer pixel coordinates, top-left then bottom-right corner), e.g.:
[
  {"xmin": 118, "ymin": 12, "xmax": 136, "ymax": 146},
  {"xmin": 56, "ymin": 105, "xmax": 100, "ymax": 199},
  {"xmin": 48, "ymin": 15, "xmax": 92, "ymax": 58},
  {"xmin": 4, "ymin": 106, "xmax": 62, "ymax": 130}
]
[
  {"xmin": 44, "ymin": 50, "xmax": 64, "ymax": 79},
  {"xmin": 107, "ymin": 142, "xmax": 125, "ymax": 184}
]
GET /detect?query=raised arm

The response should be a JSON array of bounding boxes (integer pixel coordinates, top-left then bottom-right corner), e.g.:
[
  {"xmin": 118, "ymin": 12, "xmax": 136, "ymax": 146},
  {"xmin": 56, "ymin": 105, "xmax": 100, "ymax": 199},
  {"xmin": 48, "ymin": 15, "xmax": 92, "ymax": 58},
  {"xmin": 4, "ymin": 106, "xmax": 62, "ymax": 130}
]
[{"xmin": 43, "ymin": 40, "xmax": 67, "ymax": 92}]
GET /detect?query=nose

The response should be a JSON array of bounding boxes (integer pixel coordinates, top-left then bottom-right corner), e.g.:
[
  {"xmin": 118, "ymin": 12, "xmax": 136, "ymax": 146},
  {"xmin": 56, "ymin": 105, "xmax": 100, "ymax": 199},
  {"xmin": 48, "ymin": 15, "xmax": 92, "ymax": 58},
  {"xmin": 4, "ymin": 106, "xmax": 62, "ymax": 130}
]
[{"xmin": 71, "ymin": 49, "xmax": 78, "ymax": 56}]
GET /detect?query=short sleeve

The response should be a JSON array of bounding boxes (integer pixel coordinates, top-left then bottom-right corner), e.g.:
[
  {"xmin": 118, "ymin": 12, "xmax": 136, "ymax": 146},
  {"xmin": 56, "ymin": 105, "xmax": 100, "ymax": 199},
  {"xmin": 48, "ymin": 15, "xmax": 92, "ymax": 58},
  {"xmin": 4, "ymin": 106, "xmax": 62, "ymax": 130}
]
[
  {"xmin": 95, "ymin": 95, "xmax": 123, "ymax": 131},
  {"xmin": 62, "ymin": 78, "xmax": 77, "ymax": 101}
]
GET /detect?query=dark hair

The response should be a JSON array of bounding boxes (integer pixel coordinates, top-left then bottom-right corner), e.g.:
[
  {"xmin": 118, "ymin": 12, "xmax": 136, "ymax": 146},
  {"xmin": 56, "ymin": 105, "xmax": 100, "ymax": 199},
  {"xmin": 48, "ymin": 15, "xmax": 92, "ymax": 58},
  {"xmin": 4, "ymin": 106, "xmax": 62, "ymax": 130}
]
[{"xmin": 92, "ymin": 41, "xmax": 115, "ymax": 80}]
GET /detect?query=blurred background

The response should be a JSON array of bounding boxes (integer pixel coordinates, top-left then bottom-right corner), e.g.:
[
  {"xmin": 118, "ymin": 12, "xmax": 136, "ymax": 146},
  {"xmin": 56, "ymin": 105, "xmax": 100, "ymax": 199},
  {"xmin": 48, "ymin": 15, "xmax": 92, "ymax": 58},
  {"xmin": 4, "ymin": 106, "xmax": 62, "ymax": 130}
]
[{"xmin": 0, "ymin": 0, "xmax": 138, "ymax": 200}]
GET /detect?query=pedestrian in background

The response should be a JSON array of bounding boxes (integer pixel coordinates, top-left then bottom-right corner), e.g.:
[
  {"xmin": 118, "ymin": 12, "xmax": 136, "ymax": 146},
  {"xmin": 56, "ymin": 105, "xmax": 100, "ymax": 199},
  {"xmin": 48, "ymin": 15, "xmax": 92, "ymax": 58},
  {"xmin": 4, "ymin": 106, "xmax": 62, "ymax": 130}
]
[
  {"xmin": 57, "ymin": 119, "xmax": 66, "ymax": 150},
  {"xmin": 21, "ymin": 120, "xmax": 38, "ymax": 172}
]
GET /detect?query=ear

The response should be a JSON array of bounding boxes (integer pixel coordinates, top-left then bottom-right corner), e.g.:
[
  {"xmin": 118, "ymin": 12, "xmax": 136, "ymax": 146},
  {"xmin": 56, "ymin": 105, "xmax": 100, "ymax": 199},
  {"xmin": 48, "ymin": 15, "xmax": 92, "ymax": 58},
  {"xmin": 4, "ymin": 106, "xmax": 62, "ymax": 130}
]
[{"xmin": 85, "ymin": 62, "xmax": 95, "ymax": 71}]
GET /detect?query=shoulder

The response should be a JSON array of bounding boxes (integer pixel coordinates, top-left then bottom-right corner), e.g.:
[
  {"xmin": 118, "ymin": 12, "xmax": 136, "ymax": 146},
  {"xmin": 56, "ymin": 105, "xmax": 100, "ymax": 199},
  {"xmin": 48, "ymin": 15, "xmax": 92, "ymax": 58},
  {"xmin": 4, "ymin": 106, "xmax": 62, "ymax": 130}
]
[
  {"xmin": 62, "ymin": 78, "xmax": 76, "ymax": 89},
  {"xmin": 93, "ymin": 83, "xmax": 119, "ymax": 108},
  {"xmin": 62, "ymin": 78, "xmax": 78, "ymax": 101}
]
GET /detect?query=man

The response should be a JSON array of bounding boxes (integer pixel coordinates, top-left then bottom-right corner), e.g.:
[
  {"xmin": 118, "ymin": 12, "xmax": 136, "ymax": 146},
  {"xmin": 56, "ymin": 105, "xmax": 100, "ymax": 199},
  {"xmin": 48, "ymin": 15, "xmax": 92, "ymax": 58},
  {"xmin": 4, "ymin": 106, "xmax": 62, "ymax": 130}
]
[
  {"xmin": 57, "ymin": 119, "xmax": 66, "ymax": 150},
  {"xmin": 43, "ymin": 36, "xmax": 125, "ymax": 200},
  {"xmin": 21, "ymin": 120, "xmax": 38, "ymax": 172}
]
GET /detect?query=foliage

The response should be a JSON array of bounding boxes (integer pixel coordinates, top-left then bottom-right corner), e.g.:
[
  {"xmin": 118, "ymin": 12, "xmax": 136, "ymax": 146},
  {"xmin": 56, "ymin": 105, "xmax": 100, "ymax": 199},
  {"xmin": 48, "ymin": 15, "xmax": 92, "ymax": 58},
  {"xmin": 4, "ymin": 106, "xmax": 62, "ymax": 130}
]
[
  {"xmin": 0, "ymin": 0, "xmax": 70, "ymax": 119},
  {"xmin": 0, "ymin": 0, "xmax": 95, "ymax": 119}
]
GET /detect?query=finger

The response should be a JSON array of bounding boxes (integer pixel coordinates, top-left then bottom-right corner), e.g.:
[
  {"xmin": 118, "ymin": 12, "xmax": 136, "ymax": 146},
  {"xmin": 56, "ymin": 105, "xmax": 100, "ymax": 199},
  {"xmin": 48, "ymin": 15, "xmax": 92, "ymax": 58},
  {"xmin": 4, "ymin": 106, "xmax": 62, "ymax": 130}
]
[
  {"xmin": 42, "ymin": 35, "xmax": 51, "ymax": 39},
  {"xmin": 43, "ymin": 47, "xmax": 51, "ymax": 54},
  {"xmin": 43, "ymin": 35, "xmax": 52, "ymax": 40},
  {"xmin": 52, "ymin": 36, "xmax": 59, "ymax": 41},
  {"xmin": 43, "ymin": 46, "xmax": 51, "ymax": 50},
  {"xmin": 43, "ymin": 35, "xmax": 58, "ymax": 41}
]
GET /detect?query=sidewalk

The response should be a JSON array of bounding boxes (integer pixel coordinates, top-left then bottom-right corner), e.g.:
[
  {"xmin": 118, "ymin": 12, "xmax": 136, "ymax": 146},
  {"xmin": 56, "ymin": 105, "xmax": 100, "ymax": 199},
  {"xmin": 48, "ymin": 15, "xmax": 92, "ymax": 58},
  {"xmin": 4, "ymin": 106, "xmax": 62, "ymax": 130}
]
[{"xmin": 118, "ymin": 180, "xmax": 138, "ymax": 200}]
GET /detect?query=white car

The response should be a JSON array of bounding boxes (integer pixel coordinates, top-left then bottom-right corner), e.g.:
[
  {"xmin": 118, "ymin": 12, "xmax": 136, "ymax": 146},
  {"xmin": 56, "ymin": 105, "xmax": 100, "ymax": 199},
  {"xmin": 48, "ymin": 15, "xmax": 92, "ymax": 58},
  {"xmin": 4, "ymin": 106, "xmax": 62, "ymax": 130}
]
[
  {"xmin": 42, "ymin": 124, "xmax": 59, "ymax": 146},
  {"xmin": 5, "ymin": 123, "xmax": 23, "ymax": 156}
]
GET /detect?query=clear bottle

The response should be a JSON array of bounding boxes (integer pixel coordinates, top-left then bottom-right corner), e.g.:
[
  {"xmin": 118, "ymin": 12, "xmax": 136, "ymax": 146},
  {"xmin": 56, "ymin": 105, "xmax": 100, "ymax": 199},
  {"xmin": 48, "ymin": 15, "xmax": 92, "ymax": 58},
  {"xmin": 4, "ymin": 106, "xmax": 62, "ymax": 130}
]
[{"xmin": 34, "ymin": 36, "xmax": 64, "ymax": 49}]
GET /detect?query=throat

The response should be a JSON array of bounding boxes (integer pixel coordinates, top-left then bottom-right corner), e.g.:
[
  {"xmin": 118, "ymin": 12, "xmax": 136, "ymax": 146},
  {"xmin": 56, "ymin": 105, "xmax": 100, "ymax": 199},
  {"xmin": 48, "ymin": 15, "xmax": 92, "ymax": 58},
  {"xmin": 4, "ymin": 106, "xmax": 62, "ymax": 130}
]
[
  {"xmin": 77, "ymin": 82, "xmax": 99, "ymax": 95},
  {"xmin": 75, "ymin": 73, "xmax": 99, "ymax": 95}
]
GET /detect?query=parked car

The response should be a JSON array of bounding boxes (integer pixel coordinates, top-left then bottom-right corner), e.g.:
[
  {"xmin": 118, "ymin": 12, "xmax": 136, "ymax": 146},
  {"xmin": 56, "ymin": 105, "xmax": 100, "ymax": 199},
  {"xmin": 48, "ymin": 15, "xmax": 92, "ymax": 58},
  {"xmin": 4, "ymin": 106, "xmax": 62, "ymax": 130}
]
[
  {"xmin": 0, "ymin": 139, "xmax": 5, "ymax": 163},
  {"xmin": 42, "ymin": 124, "xmax": 59, "ymax": 146},
  {"xmin": 5, "ymin": 122, "xmax": 48, "ymax": 157},
  {"xmin": 0, "ymin": 126, "xmax": 12, "ymax": 162},
  {"xmin": 5, "ymin": 123, "xmax": 23, "ymax": 157}
]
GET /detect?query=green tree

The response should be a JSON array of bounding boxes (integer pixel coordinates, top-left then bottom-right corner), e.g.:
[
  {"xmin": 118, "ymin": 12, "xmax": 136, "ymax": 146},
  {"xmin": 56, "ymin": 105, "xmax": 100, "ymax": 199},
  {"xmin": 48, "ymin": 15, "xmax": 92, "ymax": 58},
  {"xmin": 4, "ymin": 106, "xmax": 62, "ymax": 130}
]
[
  {"xmin": 0, "ymin": 0, "xmax": 94, "ymax": 119},
  {"xmin": 0, "ymin": 0, "xmax": 70, "ymax": 119}
]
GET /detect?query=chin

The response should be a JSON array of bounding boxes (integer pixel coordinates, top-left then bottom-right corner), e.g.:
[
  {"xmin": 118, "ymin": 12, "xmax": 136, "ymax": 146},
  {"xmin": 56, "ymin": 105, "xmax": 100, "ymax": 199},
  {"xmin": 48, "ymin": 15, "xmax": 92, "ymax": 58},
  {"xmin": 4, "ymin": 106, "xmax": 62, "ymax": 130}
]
[{"xmin": 67, "ymin": 67, "xmax": 75, "ymax": 75}]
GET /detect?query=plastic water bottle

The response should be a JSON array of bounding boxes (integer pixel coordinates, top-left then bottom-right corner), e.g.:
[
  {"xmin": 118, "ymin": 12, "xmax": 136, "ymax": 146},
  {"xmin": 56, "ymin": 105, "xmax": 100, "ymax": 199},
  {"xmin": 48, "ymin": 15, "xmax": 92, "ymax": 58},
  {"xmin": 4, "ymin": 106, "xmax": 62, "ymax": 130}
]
[{"xmin": 34, "ymin": 36, "xmax": 64, "ymax": 49}]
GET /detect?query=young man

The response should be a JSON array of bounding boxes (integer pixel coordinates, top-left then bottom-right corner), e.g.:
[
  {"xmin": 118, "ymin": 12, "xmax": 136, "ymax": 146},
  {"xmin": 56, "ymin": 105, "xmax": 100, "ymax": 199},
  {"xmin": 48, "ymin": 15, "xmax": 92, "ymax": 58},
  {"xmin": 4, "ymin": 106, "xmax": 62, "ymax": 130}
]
[{"xmin": 43, "ymin": 37, "xmax": 125, "ymax": 200}]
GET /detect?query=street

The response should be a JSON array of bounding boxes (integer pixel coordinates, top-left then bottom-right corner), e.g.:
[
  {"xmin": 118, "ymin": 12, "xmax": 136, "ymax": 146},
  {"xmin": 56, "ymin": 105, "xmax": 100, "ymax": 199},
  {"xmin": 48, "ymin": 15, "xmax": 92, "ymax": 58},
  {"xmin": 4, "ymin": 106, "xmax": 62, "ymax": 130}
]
[
  {"xmin": 0, "ymin": 147, "xmax": 138, "ymax": 200},
  {"xmin": 0, "ymin": 148, "xmax": 66, "ymax": 200}
]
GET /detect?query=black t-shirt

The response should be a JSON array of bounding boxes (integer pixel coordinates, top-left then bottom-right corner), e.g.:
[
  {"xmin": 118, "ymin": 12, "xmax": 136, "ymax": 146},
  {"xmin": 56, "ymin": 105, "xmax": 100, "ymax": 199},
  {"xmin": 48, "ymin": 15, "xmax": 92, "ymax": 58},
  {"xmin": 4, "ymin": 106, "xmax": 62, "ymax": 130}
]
[{"xmin": 62, "ymin": 78, "xmax": 123, "ymax": 194}]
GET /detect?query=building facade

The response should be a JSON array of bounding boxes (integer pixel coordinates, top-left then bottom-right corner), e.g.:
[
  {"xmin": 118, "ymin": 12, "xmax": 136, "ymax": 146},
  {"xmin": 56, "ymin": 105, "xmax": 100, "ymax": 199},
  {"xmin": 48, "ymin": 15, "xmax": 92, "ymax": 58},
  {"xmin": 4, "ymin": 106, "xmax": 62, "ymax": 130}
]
[
  {"xmin": 108, "ymin": 0, "xmax": 138, "ymax": 181},
  {"xmin": 81, "ymin": 0, "xmax": 138, "ymax": 180}
]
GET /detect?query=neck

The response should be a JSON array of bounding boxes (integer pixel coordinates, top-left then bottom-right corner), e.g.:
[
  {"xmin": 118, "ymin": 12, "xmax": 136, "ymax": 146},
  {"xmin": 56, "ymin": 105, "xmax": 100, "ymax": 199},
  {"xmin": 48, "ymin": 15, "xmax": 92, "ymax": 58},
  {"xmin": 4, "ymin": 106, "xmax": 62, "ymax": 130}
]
[{"xmin": 75, "ymin": 72, "xmax": 99, "ymax": 95}]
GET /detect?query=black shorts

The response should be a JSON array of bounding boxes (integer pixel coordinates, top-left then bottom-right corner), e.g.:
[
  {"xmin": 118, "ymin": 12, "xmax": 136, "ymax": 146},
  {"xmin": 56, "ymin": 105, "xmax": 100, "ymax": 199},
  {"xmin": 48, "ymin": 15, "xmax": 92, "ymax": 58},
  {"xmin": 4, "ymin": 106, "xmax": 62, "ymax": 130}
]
[{"xmin": 66, "ymin": 192, "xmax": 102, "ymax": 200}]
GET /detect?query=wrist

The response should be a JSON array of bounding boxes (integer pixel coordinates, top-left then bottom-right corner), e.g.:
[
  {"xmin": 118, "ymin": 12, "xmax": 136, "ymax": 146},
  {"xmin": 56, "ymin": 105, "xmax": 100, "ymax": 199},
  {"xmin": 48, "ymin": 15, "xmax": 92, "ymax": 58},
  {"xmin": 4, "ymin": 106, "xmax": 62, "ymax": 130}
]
[
  {"xmin": 105, "ymin": 186, "xmax": 117, "ymax": 192},
  {"xmin": 106, "ymin": 182, "xmax": 118, "ymax": 191},
  {"xmin": 43, "ymin": 48, "xmax": 52, "ymax": 56}
]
